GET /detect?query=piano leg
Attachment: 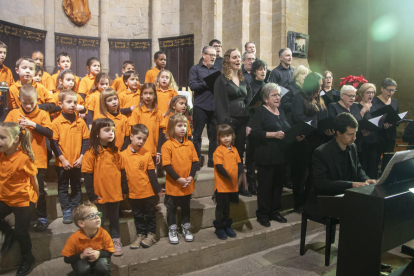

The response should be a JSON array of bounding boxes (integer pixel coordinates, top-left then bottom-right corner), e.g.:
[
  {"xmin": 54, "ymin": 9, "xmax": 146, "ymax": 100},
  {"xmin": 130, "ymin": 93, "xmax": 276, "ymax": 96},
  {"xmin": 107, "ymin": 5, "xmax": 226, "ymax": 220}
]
[
  {"xmin": 401, "ymin": 245, "xmax": 414, "ymax": 257},
  {"xmin": 300, "ymin": 214, "xmax": 307, "ymax": 256},
  {"xmin": 331, "ymin": 225, "xmax": 336, "ymax": 244},
  {"xmin": 325, "ymin": 223, "xmax": 332, "ymax": 266}
]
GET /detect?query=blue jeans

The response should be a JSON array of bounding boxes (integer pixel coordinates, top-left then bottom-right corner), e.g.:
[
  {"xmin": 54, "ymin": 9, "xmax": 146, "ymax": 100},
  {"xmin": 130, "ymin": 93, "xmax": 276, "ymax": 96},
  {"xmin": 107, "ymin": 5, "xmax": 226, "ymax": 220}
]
[{"xmin": 56, "ymin": 167, "xmax": 82, "ymax": 213}]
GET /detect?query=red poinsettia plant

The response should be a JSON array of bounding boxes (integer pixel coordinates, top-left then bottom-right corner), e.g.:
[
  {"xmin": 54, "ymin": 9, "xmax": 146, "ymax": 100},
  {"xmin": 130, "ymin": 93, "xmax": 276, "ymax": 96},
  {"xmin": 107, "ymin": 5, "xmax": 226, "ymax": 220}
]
[{"xmin": 339, "ymin": 74, "xmax": 368, "ymax": 89}]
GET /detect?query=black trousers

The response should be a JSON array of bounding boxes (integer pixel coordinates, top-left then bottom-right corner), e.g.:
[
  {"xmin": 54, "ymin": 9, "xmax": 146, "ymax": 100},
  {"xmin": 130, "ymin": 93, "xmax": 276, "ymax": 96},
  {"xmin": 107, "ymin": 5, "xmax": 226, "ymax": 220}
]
[
  {"xmin": 36, "ymin": 168, "xmax": 47, "ymax": 218},
  {"xmin": 193, "ymin": 106, "xmax": 217, "ymax": 162},
  {"xmin": 129, "ymin": 197, "xmax": 156, "ymax": 235},
  {"xmin": 360, "ymin": 143, "xmax": 380, "ymax": 179},
  {"xmin": 56, "ymin": 167, "xmax": 82, "ymax": 213},
  {"xmin": 379, "ymin": 138, "xmax": 395, "ymax": 173},
  {"xmin": 256, "ymin": 164, "xmax": 286, "ymax": 220},
  {"xmin": 291, "ymin": 140, "xmax": 313, "ymax": 209},
  {"xmin": 96, "ymin": 202, "xmax": 120, "ymax": 239},
  {"xmin": 215, "ymin": 192, "xmax": 231, "ymax": 222},
  {"xmin": 0, "ymin": 201, "xmax": 34, "ymax": 256},
  {"xmin": 245, "ymin": 136, "xmax": 256, "ymax": 186},
  {"xmin": 164, "ymin": 194, "xmax": 191, "ymax": 226},
  {"xmin": 228, "ymin": 117, "xmax": 248, "ymax": 163},
  {"xmin": 71, "ymin": 258, "xmax": 110, "ymax": 276}
]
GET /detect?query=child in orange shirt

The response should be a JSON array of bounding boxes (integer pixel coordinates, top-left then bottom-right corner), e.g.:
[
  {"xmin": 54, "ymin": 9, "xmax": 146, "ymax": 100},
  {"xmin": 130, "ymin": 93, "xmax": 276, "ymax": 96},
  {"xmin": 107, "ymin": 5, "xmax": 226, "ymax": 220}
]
[
  {"xmin": 95, "ymin": 88, "xmax": 129, "ymax": 151},
  {"xmin": 121, "ymin": 124, "xmax": 165, "ymax": 249},
  {"xmin": 33, "ymin": 66, "xmax": 43, "ymax": 84},
  {"xmin": 8, "ymin": 57, "xmax": 56, "ymax": 112},
  {"xmin": 155, "ymin": 70, "xmax": 179, "ymax": 116},
  {"xmin": 0, "ymin": 41, "xmax": 15, "ymax": 87},
  {"xmin": 51, "ymin": 52, "xmax": 80, "ymax": 93},
  {"xmin": 119, "ymin": 71, "xmax": 140, "ymax": 117},
  {"xmin": 61, "ymin": 203, "xmax": 113, "ymax": 275},
  {"xmin": 32, "ymin": 51, "xmax": 55, "ymax": 92},
  {"xmin": 162, "ymin": 95, "xmax": 192, "ymax": 139},
  {"xmin": 161, "ymin": 113, "xmax": 199, "ymax": 244},
  {"xmin": 78, "ymin": 57, "xmax": 101, "ymax": 99},
  {"xmin": 5, "ymin": 85, "xmax": 53, "ymax": 232},
  {"xmin": 81, "ymin": 118, "xmax": 128, "ymax": 257},
  {"xmin": 212, "ymin": 124, "xmax": 242, "ymax": 240},
  {"xmin": 144, "ymin": 51, "xmax": 166, "ymax": 84},
  {"xmin": 51, "ymin": 90, "xmax": 89, "ymax": 224},
  {"xmin": 86, "ymin": 73, "xmax": 110, "ymax": 129},
  {"xmin": 0, "ymin": 121, "xmax": 39, "ymax": 275},
  {"xmin": 112, "ymin": 61, "xmax": 140, "ymax": 92}
]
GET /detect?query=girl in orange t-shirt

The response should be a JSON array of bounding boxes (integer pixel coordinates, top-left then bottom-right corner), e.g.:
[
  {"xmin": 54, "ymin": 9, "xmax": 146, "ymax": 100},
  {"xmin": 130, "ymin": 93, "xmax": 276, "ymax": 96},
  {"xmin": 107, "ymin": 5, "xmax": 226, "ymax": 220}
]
[
  {"xmin": 212, "ymin": 124, "xmax": 242, "ymax": 240},
  {"xmin": 85, "ymin": 73, "xmax": 110, "ymax": 129},
  {"xmin": 0, "ymin": 122, "xmax": 39, "ymax": 273},
  {"xmin": 78, "ymin": 57, "xmax": 101, "ymax": 99},
  {"xmin": 155, "ymin": 70, "xmax": 179, "ymax": 116},
  {"xmin": 161, "ymin": 113, "xmax": 199, "ymax": 244},
  {"xmin": 162, "ymin": 95, "xmax": 192, "ymax": 140},
  {"xmin": 81, "ymin": 118, "xmax": 128, "ymax": 257}
]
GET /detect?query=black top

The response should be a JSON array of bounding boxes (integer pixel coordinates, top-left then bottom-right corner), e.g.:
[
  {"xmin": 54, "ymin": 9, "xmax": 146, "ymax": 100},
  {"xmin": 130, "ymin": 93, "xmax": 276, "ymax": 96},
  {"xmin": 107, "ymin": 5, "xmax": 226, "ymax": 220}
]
[
  {"xmin": 328, "ymin": 102, "xmax": 363, "ymax": 121},
  {"xmin": 241, "ymin": 65, "xmax": 252, "ymax": 84},
  {"xmin": 282, "ymin": 82, "xmax": 302, "ymax": 124},
  {"xmin": 321, "ymin": 89, "xmax": 340, "ymax": 106},
  {"xmin": 356, "ymin": 103, "xmax": 380, "ymax": 144},
  {"xmin": 403, "ymin": 122, "xmax": 414, "ymax": 149},
  {"xmin": 214, "ymin": 74, "xmax": 252, "ymax": 124},
  {"xmin": 249, "ymin": 79, "xmax": 265, "ymax": 99},
  {"xmin": 268, "ymin": 63, "xmax": 294, "ymax": 88},
  {"xmin": 189, "ymin": 62, "xmax": 219, "ymax": 111},
  {"xmin": 372, "ymin": 96, "xmax": 399, "ymax": 140},
  {"xmin": 250, "ymin": 105, "xmax": 290, "ymax": 165}
]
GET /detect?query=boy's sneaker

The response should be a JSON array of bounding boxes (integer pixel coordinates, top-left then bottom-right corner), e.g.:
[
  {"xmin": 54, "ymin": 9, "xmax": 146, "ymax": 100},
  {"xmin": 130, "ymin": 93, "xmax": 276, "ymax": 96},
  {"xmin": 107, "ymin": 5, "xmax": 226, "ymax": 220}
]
[
  {"xmin": 130, "ymin": 234, "xmax": 144, "ymax": 249},
  {"xmin": 112, "ymin": 238, "xmax": 123, "ymax": 256},
  {"xmin": 168, "ymin": 224, "xmax": 179, "ymax": 244},
  {"xmin": 141, "ymin": 232, "xmax": 156, "ymax": 248},
  {"xmin": 16, "ymin": 254, "xmax": 35, "ymax": 276},
  {"xmin": 62, "ymin": 210, "xmax": 73, "ymax": 224},
  {"xmin": 181, "ymin": 223, "xmax": 194, "ymax": 242},
  {"xmin": 33, "ymin": 218, "xmax": 48, "ymax": 232}
]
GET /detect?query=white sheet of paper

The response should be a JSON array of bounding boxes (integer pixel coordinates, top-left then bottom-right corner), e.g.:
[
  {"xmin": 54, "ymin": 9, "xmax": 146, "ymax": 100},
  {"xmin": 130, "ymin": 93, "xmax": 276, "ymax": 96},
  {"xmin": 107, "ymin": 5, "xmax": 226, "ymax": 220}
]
[
  {"xmin": 306, "ymin": 120, "xmax": 312, "ymax": 125},
  {"xmin": 368, "ymin": 115, "xmax": 384, "ymax": 127},
  {"xmin": 177, "ymin": 91, "xmax": 193, "ymax": 109},
  {"xmin": 320, "ymin": 91, "xmax": 326, "ymax": 96},
  {"xmin": 280, "ymin": 86, "xmax": 289, "ymax": 97},
  {"xmin": 376, "ymin": 150, "xmax": 414, "ymax": 185},
  {"xmin": 399, "ymin": 111, "xmax": 408, "ymax": 119}
]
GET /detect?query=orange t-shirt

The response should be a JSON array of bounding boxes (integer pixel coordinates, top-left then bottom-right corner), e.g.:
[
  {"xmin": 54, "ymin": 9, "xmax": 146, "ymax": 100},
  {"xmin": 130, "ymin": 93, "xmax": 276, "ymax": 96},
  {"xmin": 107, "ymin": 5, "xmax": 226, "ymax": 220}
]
[
  {"xmin": 162, "ymin": 113, "xmax": 192, "ymax": 136},
  {"xmin": 157, "ymin": 88, "xmax": 178, "ymax": 116},
  {"xmin": 52, "ymin": 90, "xmax": 85, "ymax": 118},
  {"xmin": 5, "ymin": 107, "xmax": 52, "ymax": 169},
  {"xmin": 213, "ymin": 145, "xmax": 241, "ymax": 193},
  {"xmin": 112, "ymin": 76, "xmax": 141, "ymax": 93},
  {"xmin": 118, "ymin": 89, "xmax": 141, "ymax": 114},
  {"xmin": 41, "ymin": 71, "xmax": 55, "ymax": 91},
  {"xmin": 0, "ymin": 150, "xmax": 38, "ymax": 207},
  {"xmin": 81, "ymin": 147, "xmax": 125, "ymax": 204},
  {"xmin": 129, "ymin": 105, "xmax": 165, "ymax": 156},
  {"xmin": 8, "ymin": 81, "xmax": 55, "ymax": 110},
  {"xmin": 51, "ymin": 70, "xmax": 80, "ymax": 93},
  {"xmin": 144, "ymin": 67, "xmax": 161, "ymax": 84},
  {"xmin": 61, "ymin": 227, "xmax": 114, "ymax": 257},
  {"xmin": 87, "ymin": 91, "xmax": 101, "ymax": 120},
  {"xmin": 161, "ymin": 138, "xmax": 199, "ymax": 196},
  {"xmin": 0, "ymin": 64, "xmax": 15, "ymax": 87},
  {"xmin": 120, "ymin": 147, "xmax": 155, "ymax": 199},
  {"xmin": 52, "ymin": 114, "xmax": 90, "ymax": 167},
  {"xmin": 78, "ymin": 75, "xmax": 95, "ymax": 96},
  {"xmin": 94, "ymin": 112, "xmax": 129, "ymax": 150}
]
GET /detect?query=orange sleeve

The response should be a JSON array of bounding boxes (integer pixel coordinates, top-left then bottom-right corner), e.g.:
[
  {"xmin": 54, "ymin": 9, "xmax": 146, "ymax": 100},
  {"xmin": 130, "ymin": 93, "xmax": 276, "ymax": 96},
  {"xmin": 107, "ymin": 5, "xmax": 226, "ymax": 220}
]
[
  {"xmin": 40, "ymin": 111, "xmax": 53, "ymax": 129},
  {"xmin": 234, "ymin": 148, "xmax": 241, "ymax": 163},
  {"xmin": 51, "ymin": 120, "xmax": 60, "ymax": 140},
  {"xmin": 81, "ymin": 150, "xmax": 95, "ymax": 173},
  {"xmin": 77, "ymin": 94, "xmax": 85, "ymax": 106},
  {"xmin": 147, "ymin": 152, "xmax": 155, "ymax": 170},
  {"xmin": 187, "ymin": 119, "xmax": 192, "ymax": 136},
  {"xmin": 102, "ymin": 230, "xmax": 115, "ymax": 253},
  {"xmin": 173, "ymin": 90, "xmax": 179, "ymax": 97},
  {"xmin": 87, "ymin": 94, "xmax": 96, "ymax": 111},
  {"xmin": 161, "ymin": 142, "xmax": 172, "ymax": 166},
  {"xmin": 81, "ymin": 121, "xmax": 90, "ymax": 139},
  {"xmin": 43, "ymin": 73, "xmax": 55, "ymax": 91},
  {"xmin": 78, "ymin": 78, "xmax": 88, "ymax": 95},
  {"xmin": 38, "ymin": 84, "xmax": 55, "ymax": 104},
  {"xmin": 123, "ymin": 116, "xmax": 130, "ymax": 137},
  {"xmin": 128, "ymin": 108, "xmax": 140, "ymax": 126},
  {"xmin": 117, "ymin": 152, "xmax": 125, "ymax": 171},
  {"xmin": 61, "ymin": 234, "xmax": 77, "ymax": 257},
  {"xmin": 118, "ymin": 92, "xmax": 127, "ymax": 108},
  {"xmin": 73, "ymin": 76, "xmax": 80, "ymax": 93},
  {"xmin": 23, "ymin": 158, "xmax": 38, "ymax": 177},
  {"xmin": 190, "ymin": 141, "xmax": 199, "ymax": 162},
  {"xmin": 213, "ymin": 147, "xmax": 224, "ymax": 165},
  {"xmin": 7, "ymin": 69, "xmax": 15, "ymax": 86},
  {"xmin": 8, "ymin": 85, "xmax": 19, "ymax": 109},
  {"xmin": 158, "ymin": 112, "xmax": 166, "ymax": 129}
]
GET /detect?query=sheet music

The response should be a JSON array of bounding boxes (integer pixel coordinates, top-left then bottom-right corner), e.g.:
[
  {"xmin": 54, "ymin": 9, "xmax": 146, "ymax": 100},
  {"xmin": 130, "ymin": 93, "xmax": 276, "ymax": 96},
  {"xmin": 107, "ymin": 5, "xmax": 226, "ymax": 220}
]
[
  {"xmin": 399, "ymin": 111, "xmax": 408, "ymax": 119},
  {"xmin": 320, "ymin": 91, "xmax": 326, "ymax": 96},
  {"xmin": 306, "ymin": 120, "xmax": 312, "ymax": 125},
  {"xmin": 177, "ymin": 91, "xmax": 193, "ymax": 109},
  {"xmin": 376, "ymin": 150, "xmax": 414, "ymax": 185},
  {"xmin": 368, "ymin": 115, "xmax": 384, "ymax": 127},
  {"xmin": 280, "ymin": 86, "xmax": 289, "ymax": 97}
]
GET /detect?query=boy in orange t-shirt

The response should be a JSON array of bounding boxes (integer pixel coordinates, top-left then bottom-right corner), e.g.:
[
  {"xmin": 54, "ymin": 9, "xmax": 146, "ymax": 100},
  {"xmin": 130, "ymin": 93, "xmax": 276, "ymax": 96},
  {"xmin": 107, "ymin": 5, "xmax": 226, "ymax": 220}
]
[
  {"xmin": 0, "ymin": 41, "xmax": 15, "ymax": 87},
  {"xmin": 5, "ymin": 85, "xmax": 53, "ymax": 232},
  {"xmin": 121, "ymin": 124, "xmax": 164, "ymax": 249},
  {"xmin": 112, "ymin": 61, "xmax": 141, "ymax": 92},
  {"xmin": 62, "ymin": 203, "xmax": 114, "ymax": 275},
  {"xmin": 118, "ymin": 70, "xmax": 141, "ymax": 117},
  {"xmin": 32, "ymin": 51, "xmax": 55, "ymax": 91},
  {"xmin": 144, "ymin": 51, "xmax": 166, "ymax": 84},
  {"xmin": 51, "ymin": 52, "xmax": 80, "ymax": 93},
  {"xmin": 51, "ymin": 90, "xmax": 90, "ymax": 224}
]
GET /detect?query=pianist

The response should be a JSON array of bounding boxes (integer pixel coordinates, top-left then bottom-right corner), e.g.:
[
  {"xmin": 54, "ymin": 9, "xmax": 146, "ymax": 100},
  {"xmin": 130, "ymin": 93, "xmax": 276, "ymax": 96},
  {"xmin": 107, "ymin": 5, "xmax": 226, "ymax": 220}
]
[{"xmin": 304, "ymin": 112, "xmax": 377, "ymax": 219}]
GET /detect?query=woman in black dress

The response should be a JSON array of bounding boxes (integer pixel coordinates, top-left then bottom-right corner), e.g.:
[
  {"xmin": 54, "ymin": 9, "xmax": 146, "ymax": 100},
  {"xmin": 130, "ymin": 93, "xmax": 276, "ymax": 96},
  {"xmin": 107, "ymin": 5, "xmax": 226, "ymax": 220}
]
[
  {"xmin": 214, "ymin": 48, "xmax": 252, "ymax": 196},
  {"xmin": 321, "ymin": 70, "xmax": 340, "ymax": 105},
  {"xmin": 249, "ymin": 59, "xmax": 267, "ymax": 99}
]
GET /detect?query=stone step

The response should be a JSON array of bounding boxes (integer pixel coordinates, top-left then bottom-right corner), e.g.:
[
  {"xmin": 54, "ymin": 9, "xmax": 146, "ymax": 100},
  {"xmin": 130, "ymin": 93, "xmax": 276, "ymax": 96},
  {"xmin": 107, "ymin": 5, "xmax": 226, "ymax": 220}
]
[
  {"xmin": 0, "ymin": 192, "xmax": 294, "ymax": 269},
  {"xmin": 1, "ymin": 214, "xmax": 324, "ymax": 275}
]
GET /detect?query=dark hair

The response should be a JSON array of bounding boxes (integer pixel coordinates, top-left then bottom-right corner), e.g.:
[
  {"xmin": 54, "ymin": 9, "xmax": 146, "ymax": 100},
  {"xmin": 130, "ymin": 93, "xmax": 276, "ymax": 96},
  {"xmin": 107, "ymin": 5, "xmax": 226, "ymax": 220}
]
[
  {"xmin": 244, "ymin": 41, "xmax": 255, "ymax": 50},
  {"xmin": 122, "ymin": 61, "xmax": 135, "ymax": 69},
  {"xmin": 301, "ymin": 72, "xmax": 326, "ymax": 116},
  {"xmin": 164, "ymin": 95, "xmax": 188, "ymax": 117},
  {"xmin": 381, "ymin": 78, "xmax": 397, "ymax": 89},
  {"xmin": 216, "ymin": 124, "xmax": 235, "ymax": 146},
  {"xmin": 72, "ymin": 203, "xmax": 97, "ymax": 228},
  {"xmin": 15, "ymin": 57, "xmax": 35, "ymax": 69},
  {"xmin": 88, "ymin": 118, "xmax": 118, "ymax": 155},
  {"xmin": 122, "ymin": 70, "xmax": 138, "ymax": 85},
  {"xmin": 334, "ymin": 112, "xmax": 358, "ymax": 134},
  {"xmin": 209, "ymin": 39, "xmax": 221, "ymax": 46},
  {"xmin": 58, "ymin": 89, "xmax": 77, "ymax": 103},
  {"xmin": 154, "ymin": 51, "xmax": 165, "ymax": 60},
  {"xmin": 139, "ymin": 83, "xmax": 158, "ymax": 112},
  {"xmin": 278, "ymin": 48, "xmax": 291, "ymax": 57},
  {"xmin": 202, "ymin": 46, "xmax": 215, "ymax": 54},
  {"xmin": 35, "ymin": 66, "xmax": 43, "ymax": 76},
  {"xmin": 56, "ymin": 69, "xmax": 75, "ymax": 91},
  {"xmin": 56, "ymin": 52, "xmax": 71, "ymax": 63},
  {"xmin": 251, "ymin": 59, "xmax": 267, "ymax": 80},
  {"xmin": 89, "ymin": 73, "xmax": 110, "ymax": 95},
  {"xmin": 86, "ymin": 57, "xmax": 100, "ymax": 74},
  {"xmin": 131, "ymin": 124, "xmax": 149, "ymax": 137},
  {"xmin": 0, "ymin": 41, "xmax": 7, "ymax": 49}
]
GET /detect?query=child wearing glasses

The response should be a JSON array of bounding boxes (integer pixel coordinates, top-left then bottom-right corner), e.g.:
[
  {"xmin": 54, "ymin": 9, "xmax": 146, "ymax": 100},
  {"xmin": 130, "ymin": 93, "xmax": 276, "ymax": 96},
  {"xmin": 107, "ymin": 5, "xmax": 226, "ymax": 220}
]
[{"xmin": 61, "ymin": 203, "xmax": 114, "ymax": 276}]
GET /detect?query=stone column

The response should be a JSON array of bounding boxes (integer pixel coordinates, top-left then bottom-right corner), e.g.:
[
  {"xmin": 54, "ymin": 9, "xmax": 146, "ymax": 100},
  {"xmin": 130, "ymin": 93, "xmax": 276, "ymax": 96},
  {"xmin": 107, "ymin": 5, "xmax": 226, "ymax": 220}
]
[
  {"xmin": 214, "ymin": 0, "xmax": 223, "ymax": 42},
  {"xmin": 44, "ymin": 0, "xmax": 55, "ymax": 73},
  {"xmin": 151, "ymin": 0, "xmax": 162, "ymax": 60},
  {"xmin": 99, "ymin": 0, "xmax": 110, "ymax": 73}
]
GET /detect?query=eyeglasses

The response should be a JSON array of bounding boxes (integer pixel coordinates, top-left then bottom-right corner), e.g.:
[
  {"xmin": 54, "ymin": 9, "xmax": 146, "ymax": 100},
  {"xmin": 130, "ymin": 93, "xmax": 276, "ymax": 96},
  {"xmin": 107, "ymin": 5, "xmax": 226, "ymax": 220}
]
[
  {"xmin": 82, "ymin": 212, "xmax": 102, "ymax": 220},
  {"xmin": 213, "ymin": 45, "xmax": 222, "ymax": 48},
  {"xmin": 365, "ymin": 91, "xmax": 375, "ymax": 95},
  {"xmin": 204, "ymin": 53, "xmax": 216, "ymax": 58},
  {"xmin": 343, "ymin": 94, "xmax": 356, "ymax": 99},
  {"xmin": 325, "ymin": 76, "xmax": 332, "ymax": 79},
  {"xmin": 245, "ymin": 58, "xmax": 255, "ymax": 62},
  {"xmin": 386, "ymin": 88, "xmax": 397, "ymax": 93}
]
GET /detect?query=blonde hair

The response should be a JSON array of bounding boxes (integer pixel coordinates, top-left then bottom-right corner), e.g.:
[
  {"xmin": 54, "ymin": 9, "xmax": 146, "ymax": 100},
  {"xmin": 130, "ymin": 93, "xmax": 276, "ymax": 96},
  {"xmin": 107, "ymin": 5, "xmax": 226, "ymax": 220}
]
[
  {"xmin": 165, "ymin": 113, "xmax": 188, "ymax": 140},
  {"xmin": 99, "ymin": 88, "xmax": 119, "ymax": 116},
  {"xmin": 72, "ymin": 203, "xmax": 97, "ymax": 228},
  {"xmin": 155, "ymin": 70, "xmax": 178, "ymax": 91},
  {"xmin": 222, "ymin": 49, "xmax": 245, "ymax": 82},
  {"xmin": 292, "ymin": 65, "xmax": 309, "ymax": 83},
  {"xmin": 358, "ymin": 83, "xmax": 376, "ymax": 97},
  {"xmin": 0, "ymin": 122, "xmax": 35, "ymax": 162},
  {"xmin": 164, "ymin": 95, "xmax": 188, "ymax": 117}
]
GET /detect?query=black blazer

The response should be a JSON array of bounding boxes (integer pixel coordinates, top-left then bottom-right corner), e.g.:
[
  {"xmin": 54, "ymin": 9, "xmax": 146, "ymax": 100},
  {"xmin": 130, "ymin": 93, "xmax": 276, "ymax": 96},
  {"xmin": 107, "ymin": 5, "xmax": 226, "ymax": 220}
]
[{"xmin": 305, "ymin": 138, "xmax": 369, "ymax": 219}]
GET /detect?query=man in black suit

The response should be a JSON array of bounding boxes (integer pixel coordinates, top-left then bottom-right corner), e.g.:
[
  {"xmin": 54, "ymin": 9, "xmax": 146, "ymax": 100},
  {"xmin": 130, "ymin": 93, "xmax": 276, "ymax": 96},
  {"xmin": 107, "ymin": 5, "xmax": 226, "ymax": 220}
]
[{"xmin": 305, "ymin": 112, "xmax": 377, "ymax": 219}]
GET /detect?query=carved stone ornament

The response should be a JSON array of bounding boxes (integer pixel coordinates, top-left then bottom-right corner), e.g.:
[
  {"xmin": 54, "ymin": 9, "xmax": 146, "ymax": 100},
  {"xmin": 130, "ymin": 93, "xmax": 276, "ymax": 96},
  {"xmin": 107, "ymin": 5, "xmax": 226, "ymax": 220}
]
[{"xmin": 63, "ymin": 0, "xmax": 91, "ymax": 26}]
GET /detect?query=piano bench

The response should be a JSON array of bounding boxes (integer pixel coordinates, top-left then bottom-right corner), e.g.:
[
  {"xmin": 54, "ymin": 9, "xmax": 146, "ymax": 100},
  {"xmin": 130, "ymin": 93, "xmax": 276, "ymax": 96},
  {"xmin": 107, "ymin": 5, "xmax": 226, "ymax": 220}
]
[{"xmin": 300, "ymin": 212, "xmax": 339, "ymax": 266}]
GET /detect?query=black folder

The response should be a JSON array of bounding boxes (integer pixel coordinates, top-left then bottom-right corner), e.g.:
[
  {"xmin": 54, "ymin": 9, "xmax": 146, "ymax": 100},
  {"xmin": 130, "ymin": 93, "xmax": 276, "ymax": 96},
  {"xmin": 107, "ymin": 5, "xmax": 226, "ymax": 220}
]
[
  {"xmin": 284, "ymin": 120, "xmax": 316, "ymax": 143},
  {"xmin": 264, "ymin": 69, "xmax": 271, "ymax": 83},
  {"xmin": 358, "ymin": 119, "xmax": 382, "ymax": 132},
  {"xmin": 203, "ymin": 71, "xmax": 222, "ymax": 94},
  {"xmin": 317, "ymin": 117, "xmax": 335, "ymax": 133},
  {"xmin": 370, "ymin": 105, "xmax": 408, "ymax": 124},
  {"xmin": 248, "ymin": 86, "xmax": 263, "ymax": 107}
]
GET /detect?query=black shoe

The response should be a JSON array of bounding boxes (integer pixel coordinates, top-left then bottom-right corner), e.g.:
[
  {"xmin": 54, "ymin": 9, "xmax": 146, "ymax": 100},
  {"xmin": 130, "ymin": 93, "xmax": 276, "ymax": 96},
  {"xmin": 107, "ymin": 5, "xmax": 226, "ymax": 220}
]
[
  {"xmin": 16, "ymin": 254, "xmax": 36, "ymax": 276},
  {"xmin": 33, "ymin": 218, "xmax": 48, "ymax": 232},
  {"xmin": 1, "ymin": 228, "xmax": 15, "ymax": 253},
  {"xmin": 381, "ymin": 263, "xmax": 392, "ymax": 270},
  {"xmin": 271, "ymin": 214, "xmax": 287, "ymax": 223},
  {"xmin": 257, "ymin": 218, "xmax": 271, "ymax": 227},
  {"xmin": 294, "ymin": 206, "xmax": 304, "ymax": 214},
  {"xmin": 239, "ymin": 186, "xmax": 252, "ymax": 197},
  {"xmin": 248, "ymin": 181, "xmax": 257, "ymax": 195}
]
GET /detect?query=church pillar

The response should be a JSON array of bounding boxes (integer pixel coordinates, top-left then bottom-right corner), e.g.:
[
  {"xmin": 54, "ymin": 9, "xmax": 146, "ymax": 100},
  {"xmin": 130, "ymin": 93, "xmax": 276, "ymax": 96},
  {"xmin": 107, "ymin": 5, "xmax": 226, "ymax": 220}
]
[
  {"xmin": 44, "ymin": 0, "xmax": 55, "ymax": 73},
  {"xmin": 100, "ymin": 0, "xmax": 110, "ymax": 73},
  {"xmin": 151, "ymin": 0, "xmax": 162, "ymax": 61}
]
